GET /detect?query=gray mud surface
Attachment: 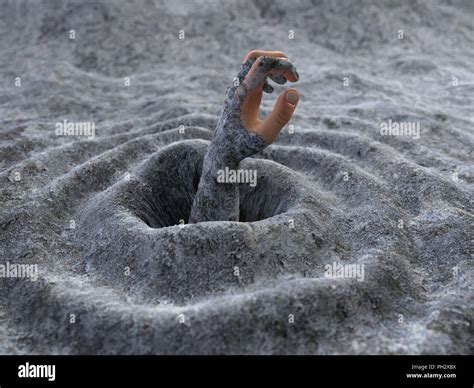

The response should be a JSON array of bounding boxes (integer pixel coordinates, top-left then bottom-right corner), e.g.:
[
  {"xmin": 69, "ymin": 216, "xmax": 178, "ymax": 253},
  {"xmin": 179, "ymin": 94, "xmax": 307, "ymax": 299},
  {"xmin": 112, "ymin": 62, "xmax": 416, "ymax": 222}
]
[{"xmin": 0, "ymin": 0, "xmax": 472, "ymax": 354}]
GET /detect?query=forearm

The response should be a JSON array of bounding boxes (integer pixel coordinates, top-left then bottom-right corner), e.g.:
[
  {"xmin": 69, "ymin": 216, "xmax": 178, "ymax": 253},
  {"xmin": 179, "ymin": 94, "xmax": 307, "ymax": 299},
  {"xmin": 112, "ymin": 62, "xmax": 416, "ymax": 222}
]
[
  {"xmin": 189, "ymin": 126, "xmax": 267, "ymax": 223},
  {"xmin": 189, "ymin": 144, "xmax": 240, "ymax": 222}
]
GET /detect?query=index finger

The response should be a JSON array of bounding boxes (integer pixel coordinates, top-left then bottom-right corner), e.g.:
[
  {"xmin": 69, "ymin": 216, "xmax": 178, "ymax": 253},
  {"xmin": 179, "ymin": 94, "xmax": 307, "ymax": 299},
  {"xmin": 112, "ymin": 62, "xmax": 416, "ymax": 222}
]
[
  {"xmin": 243, "ymin": 50, "xmax": 288, "ymax": 63},
  {"xmin": 243, "ymin": 56, "xmax": 299, "ymax": 92}
]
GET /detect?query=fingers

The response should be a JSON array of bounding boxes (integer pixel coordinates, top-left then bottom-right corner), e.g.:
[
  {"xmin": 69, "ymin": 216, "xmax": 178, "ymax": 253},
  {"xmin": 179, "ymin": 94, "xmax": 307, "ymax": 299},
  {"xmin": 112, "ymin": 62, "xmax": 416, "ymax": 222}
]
[
  {"xmin": 238, "ymin": 52, "xmax": 293, "ymax": 126},
  {"xmin": 235, "ymin": 51, "xmax": 300, "ymax": 137},
  {"xmin": 246, "ymin": 51, "xmax": 292, "ymax": 86},
  {"xmin": 262, "ymin": 81, "xmax": 274, "ymax": 93},
  {"xmin": 243, "ymin": 50, "xmax": 287, "ymax": 63},
  {"xmin": 243, "ymin": 56, "xmax": 299, "ymax": 92},
  {"xmin": 240, "ymin": 84, "xmax": 263, "ymax": 129},
  {"xmin": 237, "ymin": 50, "xmax": 288, "ymax": 83},
  {"xmin": 269, "ymin": 74, "xmax": 287, "ymax": 85},
  {"xmin": 257, "ymin": 89, "xmax": 300, "ymax": 143}
]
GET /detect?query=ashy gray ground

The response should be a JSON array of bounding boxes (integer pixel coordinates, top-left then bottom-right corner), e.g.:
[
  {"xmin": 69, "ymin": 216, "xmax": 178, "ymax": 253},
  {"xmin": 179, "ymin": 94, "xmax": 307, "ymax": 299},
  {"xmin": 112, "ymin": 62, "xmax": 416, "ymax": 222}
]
[{"xmin": 0, "ymin": 0, "xmax": 472, "ymax": 354}]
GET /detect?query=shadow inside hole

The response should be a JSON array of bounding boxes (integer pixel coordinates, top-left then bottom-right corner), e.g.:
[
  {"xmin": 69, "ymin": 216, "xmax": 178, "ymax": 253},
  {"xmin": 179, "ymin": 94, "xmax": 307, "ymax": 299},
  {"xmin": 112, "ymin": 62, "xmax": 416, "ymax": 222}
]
[{"xmin": 126, "ymin": 141, "xmax": 293, "ymax": 228}]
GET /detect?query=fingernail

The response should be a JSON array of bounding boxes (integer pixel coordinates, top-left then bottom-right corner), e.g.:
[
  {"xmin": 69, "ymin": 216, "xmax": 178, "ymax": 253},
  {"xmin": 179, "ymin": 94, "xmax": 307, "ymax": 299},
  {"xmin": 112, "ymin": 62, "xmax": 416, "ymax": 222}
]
[{"xmin": 285, "ymin": 90, "xmax": 299, "ymax": 105}]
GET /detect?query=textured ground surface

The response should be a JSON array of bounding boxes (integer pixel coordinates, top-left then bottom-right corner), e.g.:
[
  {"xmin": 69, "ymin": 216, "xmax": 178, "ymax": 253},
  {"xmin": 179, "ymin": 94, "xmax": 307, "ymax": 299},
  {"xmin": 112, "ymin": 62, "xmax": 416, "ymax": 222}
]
[{"xmin": 0, "ymin": 0, "xmax": 472, "ymax": 354}]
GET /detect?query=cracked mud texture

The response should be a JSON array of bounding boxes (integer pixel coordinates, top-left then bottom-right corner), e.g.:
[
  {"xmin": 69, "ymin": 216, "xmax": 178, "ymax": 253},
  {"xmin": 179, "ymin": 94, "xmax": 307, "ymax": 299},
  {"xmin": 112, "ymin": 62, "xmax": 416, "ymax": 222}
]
[{"xmin": 0, "ymin": 0, "xmax": 472, "ymax": 354}]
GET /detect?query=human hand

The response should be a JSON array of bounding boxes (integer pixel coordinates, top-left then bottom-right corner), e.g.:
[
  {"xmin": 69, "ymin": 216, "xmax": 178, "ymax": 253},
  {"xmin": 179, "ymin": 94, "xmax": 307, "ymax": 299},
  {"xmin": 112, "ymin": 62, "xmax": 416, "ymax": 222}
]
[{"xmin": 213, "ymin": 50, "xmax": 300, "ymax": 165}]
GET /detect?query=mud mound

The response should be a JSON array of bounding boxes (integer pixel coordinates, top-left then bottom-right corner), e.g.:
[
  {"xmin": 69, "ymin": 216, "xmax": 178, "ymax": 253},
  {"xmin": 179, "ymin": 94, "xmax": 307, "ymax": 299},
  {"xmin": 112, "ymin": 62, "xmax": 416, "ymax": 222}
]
[{"xmin": 0, "ymin": 0, "xmax": 472, "ymax": 354}]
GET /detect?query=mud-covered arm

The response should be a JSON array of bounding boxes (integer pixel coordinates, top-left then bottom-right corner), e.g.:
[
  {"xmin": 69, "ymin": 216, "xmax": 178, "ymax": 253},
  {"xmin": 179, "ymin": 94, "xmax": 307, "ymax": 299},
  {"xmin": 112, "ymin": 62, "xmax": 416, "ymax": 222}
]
[
  {"xmin": 189, "ymin": 52, "xmax": 299, "ymax": 223},
  {"xmin": 188, "ymin": 120, "xmax": 267, "ymax": 223}
]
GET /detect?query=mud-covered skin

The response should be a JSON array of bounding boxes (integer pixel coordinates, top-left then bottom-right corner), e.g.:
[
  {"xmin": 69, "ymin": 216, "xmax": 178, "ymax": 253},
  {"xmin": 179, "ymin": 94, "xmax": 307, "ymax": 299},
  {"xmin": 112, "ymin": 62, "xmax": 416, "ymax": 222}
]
[{"xmin": 189, "ymin": 56, "xmax": 299, "ymax": 222}]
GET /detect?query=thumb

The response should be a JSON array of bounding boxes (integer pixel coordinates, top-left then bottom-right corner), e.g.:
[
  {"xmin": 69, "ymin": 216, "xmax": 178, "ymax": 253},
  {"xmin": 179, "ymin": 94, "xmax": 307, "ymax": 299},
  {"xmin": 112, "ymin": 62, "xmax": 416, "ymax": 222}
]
[{"xmin": 258, "ymin": 89, "xmax": 299, "ymax": 143}]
